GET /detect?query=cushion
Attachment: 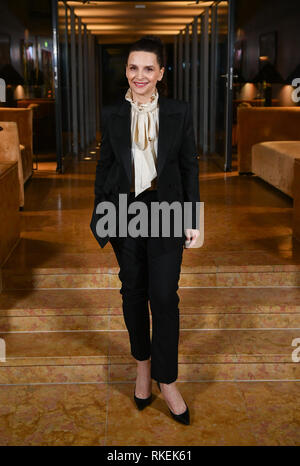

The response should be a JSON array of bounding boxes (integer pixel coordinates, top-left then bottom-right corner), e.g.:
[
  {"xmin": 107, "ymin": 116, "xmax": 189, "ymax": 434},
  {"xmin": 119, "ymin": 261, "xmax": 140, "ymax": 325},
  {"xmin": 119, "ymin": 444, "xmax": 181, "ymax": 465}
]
[{"xmin": 252, "ymin": 141, "xmax": 300, "ymax": 198}]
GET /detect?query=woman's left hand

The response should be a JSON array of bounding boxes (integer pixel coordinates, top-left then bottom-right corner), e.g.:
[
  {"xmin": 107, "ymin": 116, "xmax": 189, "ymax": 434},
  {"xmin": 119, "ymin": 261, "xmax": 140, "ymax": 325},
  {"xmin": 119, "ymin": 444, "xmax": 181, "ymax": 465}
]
[{"xmin": 184, "ymin": 229, "xmax": 200, "ymax": 248}]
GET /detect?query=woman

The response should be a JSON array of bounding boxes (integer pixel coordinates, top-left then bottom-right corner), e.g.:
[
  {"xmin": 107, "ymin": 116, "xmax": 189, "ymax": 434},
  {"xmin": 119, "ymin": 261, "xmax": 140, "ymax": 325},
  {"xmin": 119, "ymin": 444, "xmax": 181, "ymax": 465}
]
[{"xmin": 90, "ymin": 35, "xmax": 200, "ymax": 425}]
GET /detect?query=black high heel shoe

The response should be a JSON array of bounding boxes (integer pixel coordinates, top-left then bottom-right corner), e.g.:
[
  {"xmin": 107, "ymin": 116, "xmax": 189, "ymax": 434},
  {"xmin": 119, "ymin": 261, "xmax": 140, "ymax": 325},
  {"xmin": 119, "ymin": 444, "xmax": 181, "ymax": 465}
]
[
  {"xmin": 134, "ymin": 383, "xmax": 153, "ymax": 410},
  {"xmin": 157, "ymin": 381, "xmax": 190, "ymax": 425}
]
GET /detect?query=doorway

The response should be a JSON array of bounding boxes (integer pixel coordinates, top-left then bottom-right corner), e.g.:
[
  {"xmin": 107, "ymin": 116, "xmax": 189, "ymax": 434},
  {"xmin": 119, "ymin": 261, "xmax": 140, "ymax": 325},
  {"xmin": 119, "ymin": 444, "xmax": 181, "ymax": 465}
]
[{"xmin": 207, "ymin": 0, "xmax": 235, "ymax": 171}]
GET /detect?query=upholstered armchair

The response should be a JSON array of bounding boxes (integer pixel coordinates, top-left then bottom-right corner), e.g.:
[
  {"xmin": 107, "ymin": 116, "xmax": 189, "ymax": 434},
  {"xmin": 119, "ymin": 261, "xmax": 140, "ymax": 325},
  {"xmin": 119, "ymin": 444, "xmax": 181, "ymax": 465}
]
[
  {"xmin": 17, "ymin": 98, "xmax": 55, "ymax": 152},
  {"xmin": 0, "ymin": 107, "xmax": 33, "ymax": 183},
  {"xmin": 237, "ymin": 107, "xmax": 300, "ymax": 173},
  {"xmin": 0, "ymin": 160, "xmax": 20, "ymax": 267},
  {"xmin": 0, "ymin": 121, "xmax": 25, "ymax": 208}
]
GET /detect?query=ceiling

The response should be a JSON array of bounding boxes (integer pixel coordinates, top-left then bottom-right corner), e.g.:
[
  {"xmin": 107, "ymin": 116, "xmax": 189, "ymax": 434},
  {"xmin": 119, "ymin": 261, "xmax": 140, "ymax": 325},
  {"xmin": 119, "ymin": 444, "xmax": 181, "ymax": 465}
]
[{"xmin": 58, "ymin": 1, "xmax": 227, "ymax": 44}]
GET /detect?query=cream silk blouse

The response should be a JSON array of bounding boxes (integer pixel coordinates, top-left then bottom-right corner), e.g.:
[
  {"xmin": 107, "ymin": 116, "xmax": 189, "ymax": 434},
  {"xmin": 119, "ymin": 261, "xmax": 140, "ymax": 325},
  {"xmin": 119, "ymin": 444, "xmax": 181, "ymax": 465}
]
[{"xmin": 125, "ymin": 87, "xmax": 159, "ymax": 196}]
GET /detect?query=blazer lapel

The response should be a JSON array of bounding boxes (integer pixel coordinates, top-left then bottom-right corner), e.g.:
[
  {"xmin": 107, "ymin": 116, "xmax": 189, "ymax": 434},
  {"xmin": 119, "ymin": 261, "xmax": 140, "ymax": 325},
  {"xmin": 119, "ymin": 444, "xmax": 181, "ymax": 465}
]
[
  {"xmin": 157, "ymin": 95, "xmax": 181, "ymax": 179},
  {"xmin": 111, "ymin": 93, "xmax": 181, "ymax": 185}
]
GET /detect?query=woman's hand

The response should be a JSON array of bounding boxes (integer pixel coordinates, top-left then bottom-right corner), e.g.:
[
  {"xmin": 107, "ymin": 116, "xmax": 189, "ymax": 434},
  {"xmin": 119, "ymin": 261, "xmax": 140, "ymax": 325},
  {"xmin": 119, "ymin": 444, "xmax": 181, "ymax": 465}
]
[{"xmin": 184, "ymin": 229, "xmax": 200, "ymax": 248}]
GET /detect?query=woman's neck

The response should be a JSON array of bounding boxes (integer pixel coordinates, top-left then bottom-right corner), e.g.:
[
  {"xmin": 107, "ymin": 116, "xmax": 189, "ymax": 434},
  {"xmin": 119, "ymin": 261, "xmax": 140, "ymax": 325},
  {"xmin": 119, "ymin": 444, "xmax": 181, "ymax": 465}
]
[{"xmin": 131, "ymin": 87, "xmax": 156, "ymax": 105}]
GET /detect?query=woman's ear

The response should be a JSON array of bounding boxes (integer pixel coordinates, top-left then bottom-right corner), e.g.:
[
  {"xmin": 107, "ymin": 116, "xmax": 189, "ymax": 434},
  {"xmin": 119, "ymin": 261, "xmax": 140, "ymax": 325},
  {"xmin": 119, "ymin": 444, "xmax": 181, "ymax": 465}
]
[{"xmin": 159, "ymin": 67, "xmax": 165, "ymax": 80}]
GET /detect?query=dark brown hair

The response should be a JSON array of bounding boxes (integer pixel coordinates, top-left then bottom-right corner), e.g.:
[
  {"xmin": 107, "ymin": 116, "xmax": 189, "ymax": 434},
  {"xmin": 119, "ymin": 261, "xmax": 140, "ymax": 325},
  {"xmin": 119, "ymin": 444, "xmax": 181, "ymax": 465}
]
[{"xmin": 126, "ymin": 35, "xmax": 168, "ymax": 96}]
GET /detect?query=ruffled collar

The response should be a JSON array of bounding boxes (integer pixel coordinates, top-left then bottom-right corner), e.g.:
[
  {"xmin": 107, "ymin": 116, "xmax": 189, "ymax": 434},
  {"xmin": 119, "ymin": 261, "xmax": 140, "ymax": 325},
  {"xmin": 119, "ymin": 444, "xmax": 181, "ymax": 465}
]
[{"xmin": 125, "ymin": 86, "xmax": 159, "ymax": 112}]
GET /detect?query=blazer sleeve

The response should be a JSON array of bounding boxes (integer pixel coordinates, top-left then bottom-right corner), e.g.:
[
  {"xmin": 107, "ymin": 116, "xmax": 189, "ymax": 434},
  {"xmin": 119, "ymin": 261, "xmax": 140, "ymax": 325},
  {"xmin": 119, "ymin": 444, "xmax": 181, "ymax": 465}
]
[
  {"xmin": 90, "ymin": 109, "xmax": 115, "ymax": 248},
  {"xmin": 94, "ymin": 110, "xmax": 114, "ymax": 206},
  {"xmin": 178, "ymin": 102, "xmax": 200, "ymax": 230}
]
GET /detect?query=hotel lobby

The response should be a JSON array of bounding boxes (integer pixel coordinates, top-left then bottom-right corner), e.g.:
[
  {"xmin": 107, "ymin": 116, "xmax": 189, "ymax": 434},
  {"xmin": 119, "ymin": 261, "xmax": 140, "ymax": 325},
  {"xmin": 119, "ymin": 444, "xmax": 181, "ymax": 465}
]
[{"xmin": 0, "ymin": 0, "xmax": 300, "ymax": 447}]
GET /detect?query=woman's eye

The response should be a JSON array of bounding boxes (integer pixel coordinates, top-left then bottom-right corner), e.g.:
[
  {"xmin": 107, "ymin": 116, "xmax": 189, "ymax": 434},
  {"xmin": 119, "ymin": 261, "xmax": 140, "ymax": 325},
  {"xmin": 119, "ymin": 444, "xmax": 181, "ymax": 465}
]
[{"xmin": 130, "ymin": 67, "xmax": 153, "ymax": 71}]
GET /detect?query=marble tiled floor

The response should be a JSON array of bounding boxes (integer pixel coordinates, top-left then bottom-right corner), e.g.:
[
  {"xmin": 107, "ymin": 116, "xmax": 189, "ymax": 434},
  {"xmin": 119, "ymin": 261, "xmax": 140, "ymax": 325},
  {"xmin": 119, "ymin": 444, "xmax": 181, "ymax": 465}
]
[
  {"xmin": 4, "ymin": 152, "xmax": 300, "ymax": 267},
  {"xmin": 1, "ymin": 381, "xmax": 299, "ymax": 446},
  {"xmin": 0, "ymin": 153, "xmax": 300, "ymax": 446}
]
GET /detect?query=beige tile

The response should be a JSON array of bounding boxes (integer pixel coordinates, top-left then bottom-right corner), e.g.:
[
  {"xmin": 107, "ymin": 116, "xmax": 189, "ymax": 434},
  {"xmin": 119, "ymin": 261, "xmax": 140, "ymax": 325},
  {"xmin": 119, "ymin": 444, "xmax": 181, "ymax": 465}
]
[
  {"xmin": 3, "ymin": 273, "xmax": 111, "ymax": 289},
  {"xmin": 238, "ymin": 382, "xmax": 300, "ymax": 445},
  {"xmin": 0, "ymin": 364, "xmax": 108, "ymax": 384},
  {"xmin": 0, "ymin": 384, "xmax": 107, "ymax": 446},
  {"xmin": 0, "ymin": 289, "xmax": 112, "ymax": 313},
  {"xmin": 0, "ymin": 331, "xmax": 110, "ymax": 358},
  {"xmin": 229, "ymin": 329, "xmax": 300, "ymax": 356},
  {"xmin": 105, "ymin": 382, "xmax": 258, "ymax": 446}
]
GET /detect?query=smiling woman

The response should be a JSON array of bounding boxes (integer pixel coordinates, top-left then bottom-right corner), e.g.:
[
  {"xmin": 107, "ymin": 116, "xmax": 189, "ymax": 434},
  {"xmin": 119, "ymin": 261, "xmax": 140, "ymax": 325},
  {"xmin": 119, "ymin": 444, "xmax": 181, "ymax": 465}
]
[
  {"xmin": 90, "ymin": 34, "xmax": 200, "ymax": 426},
  {"xmin": 126, "ymin": 35, "xmax": 168, "ymax": 99}
]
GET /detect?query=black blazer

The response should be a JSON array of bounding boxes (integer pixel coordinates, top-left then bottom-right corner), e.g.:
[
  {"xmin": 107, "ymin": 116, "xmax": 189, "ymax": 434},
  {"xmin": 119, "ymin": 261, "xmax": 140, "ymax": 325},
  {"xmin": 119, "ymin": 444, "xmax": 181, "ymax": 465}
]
[{"xmin": 90, "ymin": 93, "xmax": 200, "ymax": 249}]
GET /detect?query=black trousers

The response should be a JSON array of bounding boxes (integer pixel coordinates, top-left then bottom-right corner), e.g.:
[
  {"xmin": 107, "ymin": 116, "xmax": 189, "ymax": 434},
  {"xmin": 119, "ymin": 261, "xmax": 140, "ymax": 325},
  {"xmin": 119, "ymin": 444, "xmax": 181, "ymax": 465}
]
[{"xmin": 109, "ymin": 189, "xmax": 184, "ymax": 384}]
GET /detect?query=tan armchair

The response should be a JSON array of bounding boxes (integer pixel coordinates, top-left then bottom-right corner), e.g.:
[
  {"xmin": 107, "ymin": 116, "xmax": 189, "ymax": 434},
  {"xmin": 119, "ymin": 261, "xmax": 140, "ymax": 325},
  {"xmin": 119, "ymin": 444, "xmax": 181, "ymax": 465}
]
[
  {"xmin": 0, "ymin": 121, "xmax": 25, "ymax": 207},
  {"xmin": 0, "ymin": 161, "xmax": 20, "ymax": 267},
  {"xmin": 0, "ymin": 107, "xmax": 33, "ymax": 183},
  {"xmin": 17, "ymin": 98, "xmax": 55, "ymax": 152},
  {"xmin": 237, "ymin": 107, "xmax": 300, "ymax": 173},
  {"xmin": 293, "ymin": 158, "xmax": 300, "ymax": 242}
]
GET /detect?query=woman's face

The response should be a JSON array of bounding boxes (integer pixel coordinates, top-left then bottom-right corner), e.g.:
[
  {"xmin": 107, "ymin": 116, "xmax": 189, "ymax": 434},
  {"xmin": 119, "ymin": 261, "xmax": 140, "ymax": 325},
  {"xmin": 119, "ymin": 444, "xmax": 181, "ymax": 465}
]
[{"xmin": 126, "ymin": 50, "xmax": 164, "ymax": 104}]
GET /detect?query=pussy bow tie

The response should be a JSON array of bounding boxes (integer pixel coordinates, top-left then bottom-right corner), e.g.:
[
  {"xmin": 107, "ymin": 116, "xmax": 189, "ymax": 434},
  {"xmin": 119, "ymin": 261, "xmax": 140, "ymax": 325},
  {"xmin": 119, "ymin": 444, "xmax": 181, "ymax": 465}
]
[{"xmin": 125, "ymin": 87, "xmax": 159, "ymax": 196}]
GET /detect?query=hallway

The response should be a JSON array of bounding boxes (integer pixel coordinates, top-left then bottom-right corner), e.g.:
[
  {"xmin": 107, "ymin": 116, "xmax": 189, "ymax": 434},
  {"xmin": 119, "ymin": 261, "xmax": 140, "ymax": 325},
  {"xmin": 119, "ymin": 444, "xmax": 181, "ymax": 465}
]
[{"xmin": 0, "ymin": 155, "xmax": 300, "ymax": 445}]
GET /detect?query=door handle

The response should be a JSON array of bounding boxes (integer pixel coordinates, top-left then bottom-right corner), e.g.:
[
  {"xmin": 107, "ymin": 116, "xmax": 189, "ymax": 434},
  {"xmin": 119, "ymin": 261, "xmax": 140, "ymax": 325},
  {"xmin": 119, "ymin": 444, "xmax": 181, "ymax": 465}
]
[{"xmin": 221, "ymin": 74, "xmax": 238, "ymax": 78}]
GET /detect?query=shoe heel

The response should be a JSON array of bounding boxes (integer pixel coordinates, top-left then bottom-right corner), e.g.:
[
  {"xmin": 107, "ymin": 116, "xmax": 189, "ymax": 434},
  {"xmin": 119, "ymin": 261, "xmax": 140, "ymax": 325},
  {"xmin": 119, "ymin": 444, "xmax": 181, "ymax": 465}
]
[
  {"xmin": 133, "ymin": 383, "xmax": 153, "ymax": 411},
  {"xmin": 169, "ymin": 403, "xmax": 190, "ymax": 425},
  {"xmin": 157, "ymin": 381, "xmax": 190, "ymax": 425}
]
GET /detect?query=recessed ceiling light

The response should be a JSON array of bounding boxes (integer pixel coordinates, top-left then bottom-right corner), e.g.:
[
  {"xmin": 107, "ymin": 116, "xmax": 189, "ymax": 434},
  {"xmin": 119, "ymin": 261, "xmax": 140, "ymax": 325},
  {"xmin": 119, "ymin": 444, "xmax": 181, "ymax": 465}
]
[{"xmin": 135, "ymin": 4, "xmax": 146, "ymax": 8}]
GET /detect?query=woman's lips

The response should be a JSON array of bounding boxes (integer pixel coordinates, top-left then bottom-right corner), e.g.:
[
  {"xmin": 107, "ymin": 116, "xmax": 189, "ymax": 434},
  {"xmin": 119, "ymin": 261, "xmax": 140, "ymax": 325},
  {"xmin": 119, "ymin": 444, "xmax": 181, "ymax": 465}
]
[{"xmin": 134, "ymin": 82, "xmax": 149, "ymax": 88}]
